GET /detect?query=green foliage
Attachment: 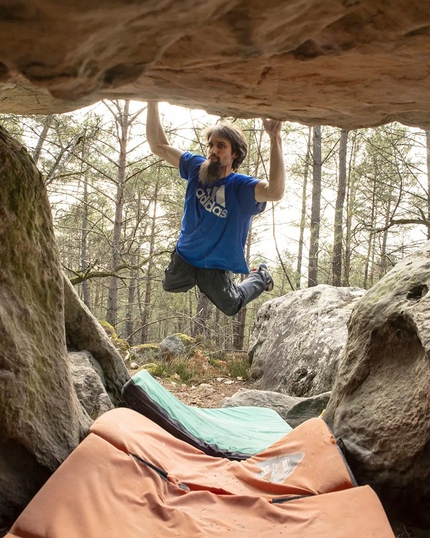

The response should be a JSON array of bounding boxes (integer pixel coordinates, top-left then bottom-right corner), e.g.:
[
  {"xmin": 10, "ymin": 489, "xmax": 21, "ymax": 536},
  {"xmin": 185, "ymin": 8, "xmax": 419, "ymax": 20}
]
[
  {"xmin": 172, "ymin": 361, "xmax": 195, "ymax": 383},
  {"xmin": 147, "ymin": 362, "xmax": 168, "ymax": 377},
  {"xmin": 137, "ymin": 350, "xmax": 251, "ymax": 384},
  {"xmin": 224, "ymin": 355, "xmax": 251, "ymax": 380}
]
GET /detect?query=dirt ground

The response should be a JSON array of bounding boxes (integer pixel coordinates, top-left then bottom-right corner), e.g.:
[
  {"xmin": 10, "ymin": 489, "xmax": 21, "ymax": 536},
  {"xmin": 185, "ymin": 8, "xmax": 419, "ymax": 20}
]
[{"xmin": 157, "ymin": 376, "xmax": 255, "ymax": 407}]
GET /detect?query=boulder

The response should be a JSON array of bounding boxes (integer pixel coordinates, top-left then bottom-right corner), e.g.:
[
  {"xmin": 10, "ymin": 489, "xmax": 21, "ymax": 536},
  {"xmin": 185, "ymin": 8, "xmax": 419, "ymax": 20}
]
[
  {"xmin": 324, "ymin": 243, "xmax": 430, "ymax": 528},
  {"xmin": 159, "ymin": 334, "xmax": 186, "ymax": 361},
  {"xmin": 0, "ymin": 126, "xmax": 129, "ymax": 532},
  {"xmin": 0, "ymin": 1, "xmax": 430, "ymax": 129},
  {"xmin": 222, "ymin": 389, "xmax": 331, "ymax": 428},
  {"xmin": 128, "ymin": 343, "xmax": 160, "ymax": 366},
  {"xmin": 0, "ymin": 126, "xmax": 91, "ymax": 530},
  {"xmin": 68, "ymin": 351, "xmax": 114, "ymax": 420},
  {"xmin": 63, "ymin": 276, "xmax": 130, "ymax": 406},
  {"xmin": 249, "ymin": 285, "xmax": 365, "ymax": 396}
]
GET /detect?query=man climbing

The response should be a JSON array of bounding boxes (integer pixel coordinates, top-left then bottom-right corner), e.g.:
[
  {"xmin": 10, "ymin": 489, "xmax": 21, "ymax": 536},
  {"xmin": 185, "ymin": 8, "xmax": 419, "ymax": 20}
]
[{"xmin": 146, "ymin": 102, "xmax": 286, "ymax": 316}]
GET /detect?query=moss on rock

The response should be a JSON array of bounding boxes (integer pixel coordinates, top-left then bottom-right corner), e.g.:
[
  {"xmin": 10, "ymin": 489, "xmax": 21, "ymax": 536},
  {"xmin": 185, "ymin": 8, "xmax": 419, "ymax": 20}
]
[
  {"xmin": 174, "ymin": 333, "xmax": 195, "ymax": 349},
  {"xmin": 129, "ymin": 343, "xmax": 160, "ymax": 364},
  {"xmin": 98, "ymin": 320, "xmax": 118, "ymax": 339}
]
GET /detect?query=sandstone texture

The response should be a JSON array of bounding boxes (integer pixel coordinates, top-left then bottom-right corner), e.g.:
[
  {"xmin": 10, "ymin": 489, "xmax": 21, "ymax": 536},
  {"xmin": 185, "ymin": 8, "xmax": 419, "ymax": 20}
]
[
  {"xmin": 249, "ymin": 285, "xmax": 365, "ymax": 396},
  {"xmin": 68, "ymin": 351, "xmax": 114, "ymax": 420},
  {"xmin": 1, "ymin": 0, "xmax": 430, "ymax": 129},
  {"xmin": 64, "ymin": 276, "xmax": 130, "ymax": 405},
  {"xmin": 0, "ymin": 126, "xmax": 91, "ymax": 530},
  {"xmin": 0, "ymin": 126, "xmax": 130, "ymax": 532},
  {"xmin": 324, "ymin": 244, "xmax": 430, "ymax": 527}
]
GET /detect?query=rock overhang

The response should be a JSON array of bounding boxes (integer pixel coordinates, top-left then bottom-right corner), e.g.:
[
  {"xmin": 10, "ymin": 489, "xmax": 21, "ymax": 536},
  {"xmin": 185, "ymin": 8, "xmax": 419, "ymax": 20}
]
[{"xmin": 1, "ymin": 0, "xmax": 430, "ymax": 129}]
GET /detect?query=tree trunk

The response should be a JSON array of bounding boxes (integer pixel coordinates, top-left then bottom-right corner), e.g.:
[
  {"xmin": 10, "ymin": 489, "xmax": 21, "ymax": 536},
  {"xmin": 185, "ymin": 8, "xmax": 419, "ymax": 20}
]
[
  {"xmin": 332, "ymin": 129, "xmax": 349, "ymax": 286},
  {"xmin": 106, "ymin": 100, "xmax": 130, "ymax": 326},
  {"xmin": 192, "ymin": 292, "xmax": 211, "ymax": 337},
  {"xmin": 215, "ymin": 307, "xmax": 222, "ymax": 347},
  {"xmin": 125, "ymin": 252, "xmax": 137, "ymax": 344},
  {"xmin": 188, "ymin": 292, "xmax": 193, "ymax": 335},
  {"xmin": 32, "ymin": 115, "xmax": 53, "ymax": 165},
  {"xmin": 378, "ymin": 174, "xmax": 396, "ymax": 280},
  {"xmin": 296, "ymin": 126, "xmax": 312, "ymax": 288},
  {"xmin": 363, "ymin": 178, "xmax": 378, "ymax": 289},
  {"xmin": 232, "ymin": 123, "xmax": 263, "ymax": 348},
  {"xmin": 308, "ymin": 126, "xmax": 322, "ymax": 287},
  {"xmin": 233, "ymin": 294, "xmax": 246, "ymax": 350},
  {"xmin": 80, "ymin": 141, "xmax": 91, "ymax": 308},
  {"xmin": 233, "ymin": 223, "xmax": 253, "ymax": 350},
  {"xmin": 343, "ymin": 132, "xmax": 358, "ymax": 286},
  {"xmin": 140, "ymin": 175, "xmax": 160, "ymax": 343},
  {"xmin": 379, "ymin": 211, "xmax": 390, "ymax": 279}
]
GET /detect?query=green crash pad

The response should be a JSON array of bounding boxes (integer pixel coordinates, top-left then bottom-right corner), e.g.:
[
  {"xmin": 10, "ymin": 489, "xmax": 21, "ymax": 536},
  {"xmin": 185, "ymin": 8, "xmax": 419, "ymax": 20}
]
[{"xmin": 122, "ymin": 369, "xmax": 293, "ymax": 460}]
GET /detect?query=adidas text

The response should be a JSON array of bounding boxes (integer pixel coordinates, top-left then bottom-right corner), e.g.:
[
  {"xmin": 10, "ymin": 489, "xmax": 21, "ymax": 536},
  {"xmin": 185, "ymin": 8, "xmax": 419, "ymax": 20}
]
[{"xmin": 196, "ymin": 188, "xmax": 228, "ymax": 218}]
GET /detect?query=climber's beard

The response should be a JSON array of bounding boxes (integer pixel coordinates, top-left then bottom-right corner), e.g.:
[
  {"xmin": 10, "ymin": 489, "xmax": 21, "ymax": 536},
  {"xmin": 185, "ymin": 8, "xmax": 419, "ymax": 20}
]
[{"xmin": 199, "ymin": 157, "xmax": 222, "ymax": 185}]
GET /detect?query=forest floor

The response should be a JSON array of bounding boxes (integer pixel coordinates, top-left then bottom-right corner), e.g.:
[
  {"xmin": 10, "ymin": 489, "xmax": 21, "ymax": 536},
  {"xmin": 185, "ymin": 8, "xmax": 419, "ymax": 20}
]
[{"xmin": 157, "ymin": 375, "xmax": 255, "ymax": 407}]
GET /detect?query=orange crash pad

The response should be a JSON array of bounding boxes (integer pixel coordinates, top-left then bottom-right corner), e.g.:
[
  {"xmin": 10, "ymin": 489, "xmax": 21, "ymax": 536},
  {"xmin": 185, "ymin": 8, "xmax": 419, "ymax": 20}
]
[{"xmin": 6, "ymin": 408, "xmax": 395, "ymax": 538}]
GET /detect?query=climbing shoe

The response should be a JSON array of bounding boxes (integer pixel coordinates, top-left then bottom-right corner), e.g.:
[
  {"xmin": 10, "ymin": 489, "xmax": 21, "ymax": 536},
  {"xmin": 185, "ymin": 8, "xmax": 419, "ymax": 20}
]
[{"xmin": 252, "ymin": 263, "xmax": 274, "ymax": 292}]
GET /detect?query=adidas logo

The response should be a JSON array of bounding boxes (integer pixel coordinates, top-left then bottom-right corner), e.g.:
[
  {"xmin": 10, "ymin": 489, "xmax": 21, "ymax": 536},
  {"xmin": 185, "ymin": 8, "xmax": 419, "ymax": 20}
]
[{"xmin": 196, "ymin": 186, "xmax": 228, "ymax": 218}]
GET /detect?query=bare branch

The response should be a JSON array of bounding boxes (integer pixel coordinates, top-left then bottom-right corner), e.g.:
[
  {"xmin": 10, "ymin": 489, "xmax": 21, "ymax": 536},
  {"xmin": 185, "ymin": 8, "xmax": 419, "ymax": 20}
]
[{"xmin": 66, "ymin": 250, "xmax": 171, "ymax": 285}]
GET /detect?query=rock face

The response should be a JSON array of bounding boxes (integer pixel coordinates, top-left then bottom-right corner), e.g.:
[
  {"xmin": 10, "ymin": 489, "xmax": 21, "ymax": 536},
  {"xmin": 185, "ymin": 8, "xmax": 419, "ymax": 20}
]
[
  {"xmin": 159, "ymin": 334, "xmax": 186, "ymax": 361},
  {"xmin": 324, "ymin": 244, "xmax": 430, "ymax": 527},
  {"xmin": 0, "ymin": 126, "xmax": 89, "ymax": 530},
  {"xmin": 1, "ymin": 1, "xmax": 430, "ymax": 129},
  {"xmin": 222, "ymin": 389, "xmax": 330, "ymax": 428},
  {"xmin": 64, "ymin": 276, "xmax": 130, "ymax": 405},
  {"xmin": 249, "ymin": 285, "xmax": 365, "ymax": 396},
  {"xmin": 0, "ymin": 126, "xmax": 129, "ymax": 533},
  {"xmin": 68, "ymin": 351, "xmax": 114, "ymax": 420}
]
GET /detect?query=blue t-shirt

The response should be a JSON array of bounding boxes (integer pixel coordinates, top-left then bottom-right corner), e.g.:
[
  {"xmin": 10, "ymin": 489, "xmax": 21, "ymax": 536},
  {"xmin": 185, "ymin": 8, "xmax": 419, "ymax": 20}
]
[{"xmin": 176, "ymin": 151, "xmax": 265, "ymax": 274}]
